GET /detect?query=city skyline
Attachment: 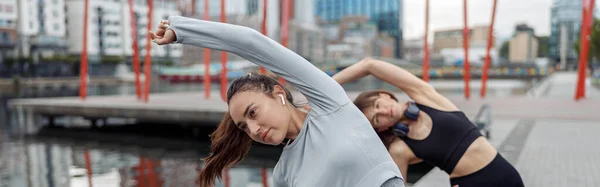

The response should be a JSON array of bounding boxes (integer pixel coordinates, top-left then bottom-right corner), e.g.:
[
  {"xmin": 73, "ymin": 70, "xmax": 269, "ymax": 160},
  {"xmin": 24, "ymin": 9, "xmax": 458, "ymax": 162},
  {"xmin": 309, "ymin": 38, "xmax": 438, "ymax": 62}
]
[
  {"xmin": 403, "ymin": 0, "xmax": 599, "ymax": 40},
  {"xmin": 3, "ymin": 0, "xmax": 595, "ymax": 63},
  {"xmin": 186, "ymin": 0, "xmax": 589, "ymax": 45}
]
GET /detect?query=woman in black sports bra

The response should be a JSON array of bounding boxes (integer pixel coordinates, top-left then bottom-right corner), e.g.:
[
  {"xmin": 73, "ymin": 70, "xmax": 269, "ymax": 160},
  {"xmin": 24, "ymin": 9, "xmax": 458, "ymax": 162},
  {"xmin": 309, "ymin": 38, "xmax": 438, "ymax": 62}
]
[{"xmin": 333, "ymin": 58, "xmax": 524, "ymax": 187}]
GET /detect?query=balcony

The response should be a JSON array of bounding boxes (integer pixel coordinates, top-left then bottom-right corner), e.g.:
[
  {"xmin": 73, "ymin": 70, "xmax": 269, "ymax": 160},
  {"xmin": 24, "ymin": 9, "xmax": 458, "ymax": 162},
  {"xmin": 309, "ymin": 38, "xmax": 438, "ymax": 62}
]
[{"xmin": 29, "ymin": 35, "xmax": 68, "ymax": 49}]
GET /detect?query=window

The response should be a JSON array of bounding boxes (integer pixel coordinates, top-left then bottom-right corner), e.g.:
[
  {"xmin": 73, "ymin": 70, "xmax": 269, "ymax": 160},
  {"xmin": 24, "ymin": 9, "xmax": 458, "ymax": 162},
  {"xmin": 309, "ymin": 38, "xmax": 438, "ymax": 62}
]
[
  {"xmin": 1, "ymin": 32, "xmax": 9, "ymax": 42},
  {"xmin": 247, "ymin": 0, "xmax": 259, "ymax": 16},
  {"xmin": 106, "ymin": 32, "xmax": 118, "ymax": 37},
  {"xmin": 6, "ymin": 5, "xmax": 12, "ymax": 13},
  {"xmin": 54, "ymin": 23, "xmax": 60, "ymax": 31}
]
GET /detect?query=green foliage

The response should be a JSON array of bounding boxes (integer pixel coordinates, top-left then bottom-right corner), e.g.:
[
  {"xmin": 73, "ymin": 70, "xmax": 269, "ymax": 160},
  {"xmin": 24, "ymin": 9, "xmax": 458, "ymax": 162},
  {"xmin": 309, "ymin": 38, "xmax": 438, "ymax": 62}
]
[
  {"xmin": 101, "ymin": 55, "xmax": 125, "ymax": 64},
  {"xmin": 500, "ymin": 41, "xmax": 509, "ymax": 58},
  {"xmin": 157, "ymin": 60, "xmax": 174, "ymax": 66},
  {"xmin": 537, "ymin": 36, "xmax": 549, "ymax": 57},
  {"xmin": 2, "ymin": 57, "xmax": 33, "ymax": 68},
  {"xmin": 574, "ymin": 19, "xmax": 600, "ymax": 62},
  {"xmin": 41, "ymin": 55, "xmax": 78, "ymax": 63}
]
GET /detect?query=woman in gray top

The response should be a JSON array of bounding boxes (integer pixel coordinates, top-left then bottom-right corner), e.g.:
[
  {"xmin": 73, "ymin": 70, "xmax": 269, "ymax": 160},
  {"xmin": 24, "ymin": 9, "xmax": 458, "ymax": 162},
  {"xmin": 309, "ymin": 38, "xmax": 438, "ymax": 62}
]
[{"xmin": 149, "ymin": 16, "xmax": 404, "ymax": 187}]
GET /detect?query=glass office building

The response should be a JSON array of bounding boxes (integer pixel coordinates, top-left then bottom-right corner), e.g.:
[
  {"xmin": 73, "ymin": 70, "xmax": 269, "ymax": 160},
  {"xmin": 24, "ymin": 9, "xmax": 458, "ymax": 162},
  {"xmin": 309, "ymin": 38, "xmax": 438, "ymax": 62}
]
[
  {"xmin": 315, "ymin": 0, "xmax": 403, "ymax": 58},
  {"xmin": 549, "ymin": 0, "xmax": 583, "ymax": 63}
]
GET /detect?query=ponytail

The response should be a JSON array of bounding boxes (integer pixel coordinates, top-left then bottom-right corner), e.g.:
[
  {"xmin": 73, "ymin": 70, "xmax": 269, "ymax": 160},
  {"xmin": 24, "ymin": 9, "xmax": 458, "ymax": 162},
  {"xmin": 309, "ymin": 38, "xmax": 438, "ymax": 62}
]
[{"xmin": 197, "ymin": 112, "xmax": 253, "ymax": 187}]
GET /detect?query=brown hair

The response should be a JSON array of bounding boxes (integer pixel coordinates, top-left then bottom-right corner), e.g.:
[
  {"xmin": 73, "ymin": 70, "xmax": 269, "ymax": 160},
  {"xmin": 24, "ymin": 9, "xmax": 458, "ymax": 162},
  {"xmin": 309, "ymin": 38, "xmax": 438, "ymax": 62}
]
[
  {"xmin": 198, "ymin": 73, "xmax": 295, "ymax": 187},
  {"xmin": 353, "ymin": 90, "xmax": 399, "ymax": 149}
]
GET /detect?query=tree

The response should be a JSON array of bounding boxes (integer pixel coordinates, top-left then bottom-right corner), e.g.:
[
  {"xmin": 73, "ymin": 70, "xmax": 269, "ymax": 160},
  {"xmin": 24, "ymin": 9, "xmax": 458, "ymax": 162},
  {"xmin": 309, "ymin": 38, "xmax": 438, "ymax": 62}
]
[
  {"xmin": 500, "ymin": 40, "xmax": 509, "ymax": 58},
  {"xmin": 574, "ymin": 19, "xmax": 600, "ymax": 71},
  {"xmin": 537, "ymin": 36, "xmax": 549, "ymax": 57}
]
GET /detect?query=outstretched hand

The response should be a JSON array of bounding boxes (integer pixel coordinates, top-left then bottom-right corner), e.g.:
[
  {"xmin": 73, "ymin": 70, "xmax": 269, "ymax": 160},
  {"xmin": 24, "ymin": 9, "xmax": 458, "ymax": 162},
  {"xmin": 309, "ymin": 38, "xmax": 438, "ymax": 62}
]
[{"xmin": 149, "ymin": 20, "xmax": 176, "ymax": 45}]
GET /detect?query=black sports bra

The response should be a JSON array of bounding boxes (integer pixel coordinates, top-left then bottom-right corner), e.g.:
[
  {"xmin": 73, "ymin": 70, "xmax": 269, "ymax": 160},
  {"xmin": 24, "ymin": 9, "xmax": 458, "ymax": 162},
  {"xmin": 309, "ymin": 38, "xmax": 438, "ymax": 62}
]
[{"xmin": 402, "ymin": 103, "xmax": 482, "ymax": 174}]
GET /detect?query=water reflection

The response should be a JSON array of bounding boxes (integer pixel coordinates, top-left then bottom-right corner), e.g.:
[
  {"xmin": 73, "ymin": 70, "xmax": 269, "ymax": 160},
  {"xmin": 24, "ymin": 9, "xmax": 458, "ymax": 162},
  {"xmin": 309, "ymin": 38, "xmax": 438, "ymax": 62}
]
[{"xmin": 0, "ymin": 134, "xmax": 279, "ymax": 187}]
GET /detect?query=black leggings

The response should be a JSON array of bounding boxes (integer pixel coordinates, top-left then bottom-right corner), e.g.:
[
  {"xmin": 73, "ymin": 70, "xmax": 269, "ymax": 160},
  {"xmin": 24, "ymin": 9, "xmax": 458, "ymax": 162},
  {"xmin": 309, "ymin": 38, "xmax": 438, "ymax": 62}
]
[{"xmin": 450, "ymin": 153, "xmax": 524, "ymax": 187}]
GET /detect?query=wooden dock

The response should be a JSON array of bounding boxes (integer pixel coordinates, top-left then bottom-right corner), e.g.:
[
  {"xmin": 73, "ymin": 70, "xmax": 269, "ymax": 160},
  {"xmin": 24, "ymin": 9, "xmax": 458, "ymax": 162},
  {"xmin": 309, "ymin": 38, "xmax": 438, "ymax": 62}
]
[{"xmin": 7, "ymin": 90, "xmax": 600, "ymax": 126}]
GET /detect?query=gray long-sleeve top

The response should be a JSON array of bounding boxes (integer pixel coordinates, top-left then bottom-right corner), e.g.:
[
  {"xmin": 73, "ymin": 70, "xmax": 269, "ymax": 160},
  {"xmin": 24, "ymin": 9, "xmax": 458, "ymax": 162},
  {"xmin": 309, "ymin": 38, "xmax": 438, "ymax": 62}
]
[{"xmin": 167, "ymin": 16, "xmax": 403, "ymax": 187}]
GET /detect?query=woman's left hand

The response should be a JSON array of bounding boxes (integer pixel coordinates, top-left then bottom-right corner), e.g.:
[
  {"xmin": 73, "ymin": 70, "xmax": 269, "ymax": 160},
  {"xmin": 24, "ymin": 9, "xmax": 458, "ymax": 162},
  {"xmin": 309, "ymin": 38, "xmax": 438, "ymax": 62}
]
[{"xmin": 149, "ymin": 20, "xmax": 176, "ymax": 45}]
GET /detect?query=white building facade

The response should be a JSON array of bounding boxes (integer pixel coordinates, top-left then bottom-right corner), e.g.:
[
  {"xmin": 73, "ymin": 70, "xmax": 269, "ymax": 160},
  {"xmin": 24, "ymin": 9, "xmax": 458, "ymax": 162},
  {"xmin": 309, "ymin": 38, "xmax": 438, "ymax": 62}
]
[
  {"xmin": 65, "ymin": 0, "xmax": 182, "ymax": 64},
  {"xmin": 17, "ymin": 0, "xmax": 69, "ymax": 60},
  {"xmin": 0, "ymin": 0, "xmax": 18, "ymax": 58}
]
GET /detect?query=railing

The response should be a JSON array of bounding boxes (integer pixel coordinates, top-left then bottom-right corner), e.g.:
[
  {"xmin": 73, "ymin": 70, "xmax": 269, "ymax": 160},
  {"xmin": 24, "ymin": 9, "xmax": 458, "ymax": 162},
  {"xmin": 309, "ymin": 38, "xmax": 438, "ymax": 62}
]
[
  {"xmin": 31, "ymin": 35, "xmax": 69, "ymax": 48},
  {"xmin": 472, "ymin": 103, "xmax": 492, "ymax": 138}
]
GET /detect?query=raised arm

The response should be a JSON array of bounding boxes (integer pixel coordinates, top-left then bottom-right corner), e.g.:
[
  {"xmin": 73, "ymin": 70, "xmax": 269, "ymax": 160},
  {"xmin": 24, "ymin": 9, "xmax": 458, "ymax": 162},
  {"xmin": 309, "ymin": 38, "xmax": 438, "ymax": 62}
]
[
  {"xmin": 163, "ymin": 16, "xmax": 349, "ymax": 113},
  {"xmin": 332, "ymin": 58, "xmax": 458, "ymax": 111}
]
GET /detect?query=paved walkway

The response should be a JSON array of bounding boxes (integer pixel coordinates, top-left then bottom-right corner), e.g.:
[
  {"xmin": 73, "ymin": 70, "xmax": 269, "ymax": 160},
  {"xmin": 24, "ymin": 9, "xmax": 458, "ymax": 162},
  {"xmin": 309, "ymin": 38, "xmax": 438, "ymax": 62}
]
[
  {"xmin": 516, "ymin": 119, "xmax": 600, "ymax": 187},
  {"xmin": 412, "ymin": 72, "xmax": 600, "ymax": 187},
  {"xmin": 544, "ymin": 72, "xmax": 600, "ymax": 98}
]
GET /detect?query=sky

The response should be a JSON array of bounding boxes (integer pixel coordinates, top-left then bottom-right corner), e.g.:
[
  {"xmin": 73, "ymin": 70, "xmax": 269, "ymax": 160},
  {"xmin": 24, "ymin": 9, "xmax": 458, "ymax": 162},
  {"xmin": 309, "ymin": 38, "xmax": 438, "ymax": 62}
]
[{"xmin": 402, "ymin": 0, "xmax": 560, "ymax": 41}]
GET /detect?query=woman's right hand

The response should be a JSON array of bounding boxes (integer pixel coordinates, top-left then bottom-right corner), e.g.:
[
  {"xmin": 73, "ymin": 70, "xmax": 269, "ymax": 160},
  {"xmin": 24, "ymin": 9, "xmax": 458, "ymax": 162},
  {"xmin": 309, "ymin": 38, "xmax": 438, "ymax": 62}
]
[{"xmin": 149, "ymin": 20, "xmax": 176, "ymax": 45}]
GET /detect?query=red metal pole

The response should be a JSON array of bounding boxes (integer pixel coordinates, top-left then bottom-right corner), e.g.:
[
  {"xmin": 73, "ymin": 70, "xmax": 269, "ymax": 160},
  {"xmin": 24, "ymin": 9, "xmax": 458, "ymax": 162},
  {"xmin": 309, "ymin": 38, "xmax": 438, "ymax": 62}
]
[
  {"xmin": 128, "ymin": 0, "xmax": 142, "ymax": 100},
  {"xmin": 576, "ymin": 0, "xmax": 595, "ymax": 100},
  {"xmin": 260, "ymin": 0, "xmax": 268, "ymax": 74},
  {"xmin": 481, "ymin": 0, "xmax": 497, "ymax": 98},
  {"xmin": 279, "ymin": 0, "xmax": 290, "ymax": 85},
  {"xmin": 146, "ymin": 159, "xmax": 158, "ymax": 187},
  {"xmin": 262, "ymin": 168, "xmax": 269, "ymax": 187},
  {"xmin": 422, "ymin": 0, "xmax": 430, "ymax": 82},
  {"xmin": 79, "ymin": 0, "xmax": 89, "ymax": 100},
  {"xmin": 192, "ymin": 0, "xmax": 196, "ymax": 15},
  {"xmin": 204, "ymin": 0, "xmax": 211, "ymax": 99},
  {"xmin": 462, "ymin": 0, "xmax": 471, "ymax": 99},
  {"xmin": 220, "ymin": 0, "xmax": 228, "ymax": 101},
  {"xmin": 143, "ymin": 0, "xmax": 154, "ymax": 102},
  {"xmin": 576, "ymin": 0, "xmax": 588, "ymax": 100},
  {"xmin": 84, "ymin": 149, "xmax": 93, "ymax": 187},
  {"xmin": 137, "ymin": 157, "xmax": 146, "ymax": 187}
]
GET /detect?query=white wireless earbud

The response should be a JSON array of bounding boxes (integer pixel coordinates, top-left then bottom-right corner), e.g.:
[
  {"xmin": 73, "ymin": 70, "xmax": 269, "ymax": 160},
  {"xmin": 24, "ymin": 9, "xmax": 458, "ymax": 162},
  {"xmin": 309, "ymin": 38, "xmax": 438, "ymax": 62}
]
[{"xmin": 279, "ymin": 94, "xmax": 286, "ymax": 105}]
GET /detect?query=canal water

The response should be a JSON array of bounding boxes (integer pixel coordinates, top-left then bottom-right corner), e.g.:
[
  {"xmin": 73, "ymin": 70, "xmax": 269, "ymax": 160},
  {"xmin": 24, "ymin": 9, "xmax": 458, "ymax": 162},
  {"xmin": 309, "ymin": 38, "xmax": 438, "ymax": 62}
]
[{"xmin": 0, "ymin": 78, "xmax": 536, "ymax": 187}]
